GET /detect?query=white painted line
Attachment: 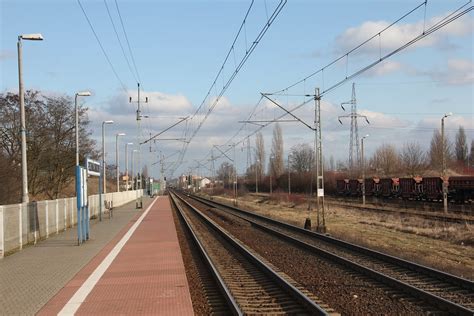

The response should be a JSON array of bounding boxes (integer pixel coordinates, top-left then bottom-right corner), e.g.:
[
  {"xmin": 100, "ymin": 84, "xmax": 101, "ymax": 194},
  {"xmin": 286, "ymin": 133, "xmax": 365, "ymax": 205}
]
[{"xmin": 58, "ymin": 196, "xmax": 160, "ymax": 315}]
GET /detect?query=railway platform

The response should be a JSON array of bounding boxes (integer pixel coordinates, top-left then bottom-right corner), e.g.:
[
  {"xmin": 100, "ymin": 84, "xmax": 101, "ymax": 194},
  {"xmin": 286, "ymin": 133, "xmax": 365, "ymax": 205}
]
[{"xmin": 1, "ymin": 195, "xmax": 194, "ymax": 315}]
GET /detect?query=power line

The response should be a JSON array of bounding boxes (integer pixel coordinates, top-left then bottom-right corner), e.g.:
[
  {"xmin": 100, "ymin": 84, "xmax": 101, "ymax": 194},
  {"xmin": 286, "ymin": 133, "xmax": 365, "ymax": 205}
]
[
  {"xmin": 77, "ymin": 0, "xmax": 128, "ymax": 93},
  {"xmin": 269, "ymin": 0, "xmax": 472, "ymax": 97},
  {"xmin": 363, "ymin": 125, "xmax": 474, "ymax": 132},
  {"xmin": 187, "ymin": 1, "xmax": 473, "ymax": 174},
  {"xmin": 114, "ymin": 0, "xmax": 142, "ymax": 84},
  {"xmin": 170, "ymin": 0, "xmax": 287, "ymax": 177},
  {"xmin": 103, "ymin": 0, "xmax": 138, "ymax": 83}
]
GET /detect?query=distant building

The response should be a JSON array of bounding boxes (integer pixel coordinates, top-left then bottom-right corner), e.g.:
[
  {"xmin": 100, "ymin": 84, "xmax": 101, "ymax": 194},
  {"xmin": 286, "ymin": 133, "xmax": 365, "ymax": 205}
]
[{"xmin": 199, "ymin": 177, "xmax": 211, "ymax": 189}]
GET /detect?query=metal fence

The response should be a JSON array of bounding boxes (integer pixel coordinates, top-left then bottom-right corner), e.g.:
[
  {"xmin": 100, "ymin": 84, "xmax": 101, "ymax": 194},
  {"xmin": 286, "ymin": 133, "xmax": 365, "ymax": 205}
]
[{"xmin": 0, "ymin": 190, "xmax": 143, "ymax": 258}]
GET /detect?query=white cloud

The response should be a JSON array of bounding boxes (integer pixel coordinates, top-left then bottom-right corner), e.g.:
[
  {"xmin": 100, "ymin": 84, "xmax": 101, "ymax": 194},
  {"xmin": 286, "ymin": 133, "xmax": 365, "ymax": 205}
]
[
  {"xmin": 335, "ymin": 14, "xmax": 473, "ymax": 55},
  {"xmin": 102, "ymin": 89, "xmax": 192, "ymax": 116},
  {"xmin": 359, "ymin": 109, "xmax": 410, "ymax": 128},
  {"xmin": 362, "ymin": 60, "xmax": 403, "ymax": 77},
  {"xmin": 145, "ymin": 91, "xmax": 192, "ymax": 114},
  {"xmin": 417, "ymin": 115, "xmax": 474, "ymax": 131},
  {"xmin": 423, "ymin": 59, "xmax": 474, "ymax": 85}
]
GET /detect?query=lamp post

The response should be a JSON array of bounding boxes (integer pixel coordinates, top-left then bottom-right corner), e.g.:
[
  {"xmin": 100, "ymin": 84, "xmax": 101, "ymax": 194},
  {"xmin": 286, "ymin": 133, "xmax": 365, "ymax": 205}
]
[
  {"xmin": 131, "ymin": 149, "xmax": 138, "ymax": 190},
  {"xmin": 102, "ymin": 120, "xmax": 114, "ymax": 194},
  {"xmin": 115, "ymin": 133, "xmax": 126, "ymax": 192},
  {"xmin": 361, "ymin": 134, "xmax": 369, "ymax": 206},
  {"xmin": 442, "ymin": 112, "xmax": 452, "ymax": 213},
  {"xmin": 18, "ymin": 33, "xmax": 43, "ymax": 203},
  {"xmin": 125, "ymin": 142, "xmax": 133, "ymax": 191}
]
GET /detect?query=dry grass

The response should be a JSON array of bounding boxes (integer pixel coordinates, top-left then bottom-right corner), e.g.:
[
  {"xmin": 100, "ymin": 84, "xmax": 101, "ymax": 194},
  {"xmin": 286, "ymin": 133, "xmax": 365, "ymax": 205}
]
[
  {"xmin": 206, "ymin": 192, "xmax": 474, "ymax": 280},
  {"xmin": 360, "ymin": 216, "xmax": 474, "ymax": 246}
]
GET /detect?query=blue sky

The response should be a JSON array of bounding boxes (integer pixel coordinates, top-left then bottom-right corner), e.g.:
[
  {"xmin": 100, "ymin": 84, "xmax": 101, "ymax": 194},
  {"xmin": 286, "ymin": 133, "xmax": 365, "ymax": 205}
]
[{"xmin": 1, "ymin": 0, "xmax": 473, "ymax": 178}]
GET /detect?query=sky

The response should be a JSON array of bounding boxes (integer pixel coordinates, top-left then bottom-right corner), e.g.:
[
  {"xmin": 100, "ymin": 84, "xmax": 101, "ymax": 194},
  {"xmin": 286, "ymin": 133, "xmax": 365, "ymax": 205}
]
[{"xmin": 1, "ymin": 0, "xmax": 473, "ymax": 179}]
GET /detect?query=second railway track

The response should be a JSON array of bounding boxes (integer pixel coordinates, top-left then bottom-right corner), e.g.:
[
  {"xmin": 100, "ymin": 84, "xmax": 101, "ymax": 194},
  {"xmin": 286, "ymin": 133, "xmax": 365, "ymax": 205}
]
[{"xmin": 187, "ymin": 192, "xmax": 474, "ymax": 315}]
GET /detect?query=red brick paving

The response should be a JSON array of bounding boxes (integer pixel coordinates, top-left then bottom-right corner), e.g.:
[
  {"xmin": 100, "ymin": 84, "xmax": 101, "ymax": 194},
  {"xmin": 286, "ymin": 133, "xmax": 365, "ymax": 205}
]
[{"xmin": 38, "ymin": 197, "xmax": 194, "ymax": 315}]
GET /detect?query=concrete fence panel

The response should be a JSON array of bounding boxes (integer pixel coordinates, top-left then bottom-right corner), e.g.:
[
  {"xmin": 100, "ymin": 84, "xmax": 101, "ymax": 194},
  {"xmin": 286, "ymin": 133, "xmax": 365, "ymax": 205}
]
[
  {"xmin": 0, "ymin": 190, "xmax": 143, "ymax": 257},
  {"xmin": 3, "ymin": 204, "xmax": 22, "ymax": 255},
  {"xmin": 36, "ymin": 201, "xmax": 48, "ymax": 240}
]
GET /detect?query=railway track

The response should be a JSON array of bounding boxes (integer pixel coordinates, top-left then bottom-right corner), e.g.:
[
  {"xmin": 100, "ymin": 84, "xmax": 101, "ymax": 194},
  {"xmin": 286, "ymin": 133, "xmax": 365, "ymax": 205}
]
[
  {"xmin": 171, "ymin": 196, "xmax": 231, "ymax": 315},
  {"xmin": 326, "ymin": 198, "xmax": 474, "ymax": 224},
  {"xmin": 169, "ymin": 191, "xmax": 331, "ymax": 315},
  {"xmin": 250, "ymin": 193, "xmax": 474, "ymax": 224},
  {"xmin": 189, "ymin": 192, "xmax": 474, "ymax": 315}
]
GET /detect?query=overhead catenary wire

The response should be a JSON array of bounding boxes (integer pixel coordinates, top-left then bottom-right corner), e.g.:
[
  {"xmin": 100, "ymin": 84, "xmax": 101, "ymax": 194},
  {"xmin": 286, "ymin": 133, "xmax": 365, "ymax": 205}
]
[
  {"xmin": 188, "ymin": 1, "xmax": 473, "ymax": 173},
  {"xmin": 169, "ymin": 0, "xmax": 287, "ymax": 177},
  {"xmin": 114, "ymin": 0, "xmax": 142, "ymax": 84},
  {"xmin": 103, "ymin": 0, "xmax": 138, "ymax": 83},
  {"xmin": 77, "ymin": 0, "xmax": 128, "ymax": 93},
  {"xmin": 269, "ymin": 0, "xmax": 429, "ymax": 95}
]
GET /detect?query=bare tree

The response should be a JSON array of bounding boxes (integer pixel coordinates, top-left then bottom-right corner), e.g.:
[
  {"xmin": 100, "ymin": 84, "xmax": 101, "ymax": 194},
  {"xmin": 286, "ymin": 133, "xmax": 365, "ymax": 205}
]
[
  {"xmin": 329, "ymin": 155, "xmax": 335, "ymax": 171},
  {"xmin": 217, "ymin": 161, "xmax": 235, "ymax": 188},
  {"xmin": 0, "ymin": 153, "xmax": 21, "ymax": 204},
  {"xmin": 255, "ymin": 132, "xmax": 265, "ymax": 179},
  {"xmin": 399, "ymin": 142, "xmax": 426, "ymax": 176},
  {"xmin": 429, "ymin": 129, "xmax": 453, "ymax": 172},
  {"xmin": 289, "ymin": 143, "xmax": 313, "ymax": 173},
  {"xmin": 270, "ymin": 123, "xmax": 284, "ymax": 178},
  {"xmin": 470, "ymin": 140, "xmax": 474, "ymax": 169},
  {"xmin": 0, "ymin": 91, "xmax": 97, "ymax": 202},
  {"xmin": 369, "ymin": 144, "xmax": 400, "ymax": 177},
  {"xmin": 455, "ymin": 126, "xmax": 468, "ymax": 164}
]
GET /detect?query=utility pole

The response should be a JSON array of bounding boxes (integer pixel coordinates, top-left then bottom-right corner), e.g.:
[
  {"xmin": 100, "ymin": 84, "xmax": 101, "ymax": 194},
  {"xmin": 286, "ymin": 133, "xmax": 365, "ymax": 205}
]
[
  {"xmin": 129, "ymin": 82, "xmax": 148, "ymax": 209},
  {"xmin": 211, "ymin": 149, "xmax": 215, "ymax": 195},
  {"xmin": 160, "ymin": 153, "xmax": 165, "ymax": 194},
  {"xmin": 314, "ymin": 88, "xmax": 326, "ymax": 233},
  {"xmin": 441, "ymin": 112, "xmax": 452, "ymax": 213},
  {"xmin": 258, "ymin": 89, "xmax": 326, "ymax": 231}
]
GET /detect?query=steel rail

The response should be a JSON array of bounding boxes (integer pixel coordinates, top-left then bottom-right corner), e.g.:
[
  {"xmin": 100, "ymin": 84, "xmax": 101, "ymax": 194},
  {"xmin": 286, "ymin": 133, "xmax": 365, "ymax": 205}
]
[
  {"xmin": 189, "ymin": 193, "xmax": 474, "ymax": 315},
  {"xmin": 171, "ymin": 190, "xmax": 329, "ymax": 315},
  {"xmin": 169, "ymin": 192, "xmax": 242, "ymax": 315},
  {"xmin": 326, "ymin": 200, "xmax": 474, "ymax": 224}
]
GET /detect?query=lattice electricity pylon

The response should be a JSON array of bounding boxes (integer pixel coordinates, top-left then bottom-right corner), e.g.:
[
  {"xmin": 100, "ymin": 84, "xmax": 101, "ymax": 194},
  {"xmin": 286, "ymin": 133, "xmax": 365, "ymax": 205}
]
[{"xmin": 338, "ymin": 83, "xmax": 369, "ymax": 174}]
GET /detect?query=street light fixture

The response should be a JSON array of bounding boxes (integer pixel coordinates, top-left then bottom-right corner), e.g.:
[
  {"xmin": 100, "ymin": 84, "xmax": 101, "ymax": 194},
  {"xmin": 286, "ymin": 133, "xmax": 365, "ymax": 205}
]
[
  {"xmin": 75, "ymin": 91, "xmax": 91, "ymax": 166},
  {"xmin": 125, "ymin": 142, "xmax": 133, "ymax": 191},
  {"xmin": 102, "ymin": 120, "xmax": 114, "ymax": 194},
  {"xmin": 361, "ymin": 134, "xmax": 369, "ymax": 206},
  {"xmin": 19, "ymin": 34, "xmax": 44, "ymax": 41},
  {"xmin": 115, "ymin": 133, "xmax": 126, "ymax": 192},
  {"xmin": 18, "ymin": 33, "xmax": 44, "ymax": 203},
  {"xmin": 441, "ymin": 112, "xmax": 452, "ymax": 213}
]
